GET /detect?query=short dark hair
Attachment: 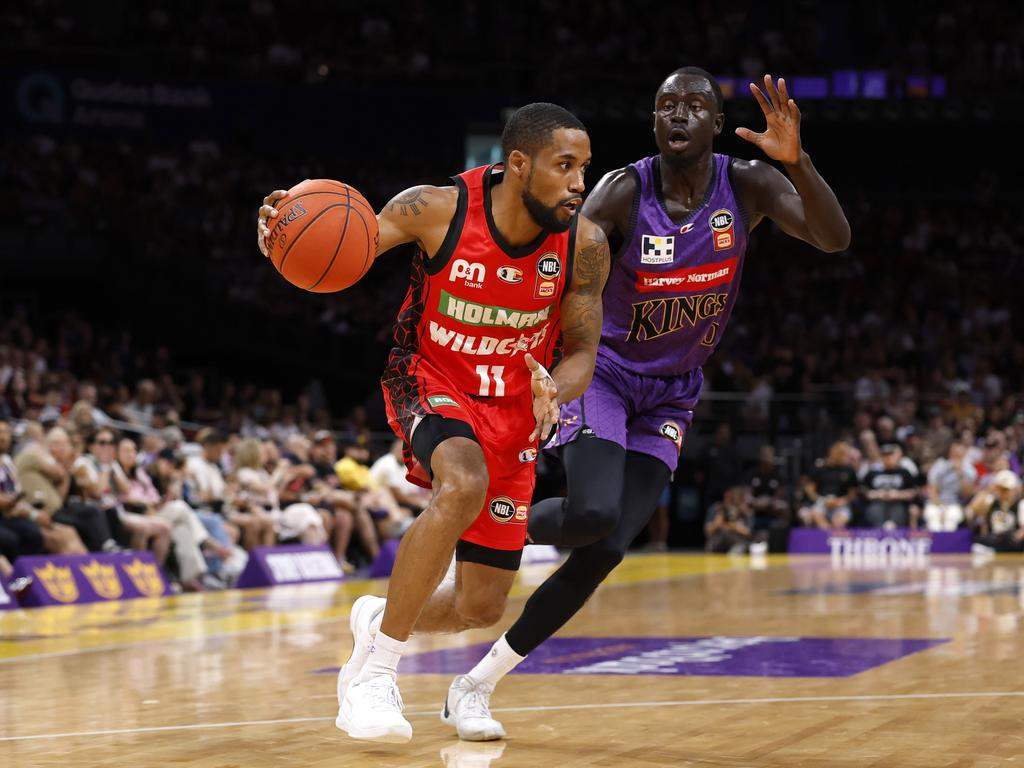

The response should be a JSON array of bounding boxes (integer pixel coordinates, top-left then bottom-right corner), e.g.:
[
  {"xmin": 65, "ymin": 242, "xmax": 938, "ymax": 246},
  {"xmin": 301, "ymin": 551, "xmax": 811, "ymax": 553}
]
[
  {"xmin": 663, "ymin": 67, "xmax": 724, "ymax": 113},
  {"xmin": 500, "ymin": 102, "xmax": 586, "ymax": 162}
]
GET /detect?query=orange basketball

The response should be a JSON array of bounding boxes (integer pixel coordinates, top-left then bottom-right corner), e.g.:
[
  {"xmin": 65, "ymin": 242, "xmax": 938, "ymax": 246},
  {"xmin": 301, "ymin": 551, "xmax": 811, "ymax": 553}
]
[{"xmin": 265, "ymin": 179, "xmax": 378, "ymax": 293}]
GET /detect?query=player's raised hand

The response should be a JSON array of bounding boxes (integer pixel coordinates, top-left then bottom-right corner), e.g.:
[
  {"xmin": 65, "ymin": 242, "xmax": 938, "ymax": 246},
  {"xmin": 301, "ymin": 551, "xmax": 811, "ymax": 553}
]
[
  {"xmin": 256, "ymin": 189, "xmax": 289, "ymax": 257},
  {"xmin": 735, "ymin": 75, "xmax": 802, "ymax": 165},
  {"xmin": 525, "ymin": 353, "xmax": 559, "ymax": 442}
]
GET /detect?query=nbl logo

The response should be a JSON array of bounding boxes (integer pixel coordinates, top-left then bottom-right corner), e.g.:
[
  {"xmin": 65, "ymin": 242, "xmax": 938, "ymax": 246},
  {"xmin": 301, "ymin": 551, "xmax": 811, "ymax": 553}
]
[
  {"xmin": 489, "ymin": 496, "xmax": 517, "ymax": 523},
  {"xmin": 708, "ymin": 209, "xmax": 735, "ymax": 252},
  {"xmin": 536, "ymin": 253, "xmax": 561, "ymax": 279},
  {"xmin": 660, "ymin": 421, "xmax": 683, "ymax": 453}
]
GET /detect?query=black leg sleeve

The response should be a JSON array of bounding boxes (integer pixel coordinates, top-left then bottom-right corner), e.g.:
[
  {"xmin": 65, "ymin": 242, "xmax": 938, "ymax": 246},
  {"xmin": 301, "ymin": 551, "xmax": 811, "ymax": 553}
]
[
  {"xmin": 527, "ymin": 438, "xmax": 626, "ymax": 547},
  {"xmin": 507, "ymin": 451, "xmax": 671, "ymax": 655}
]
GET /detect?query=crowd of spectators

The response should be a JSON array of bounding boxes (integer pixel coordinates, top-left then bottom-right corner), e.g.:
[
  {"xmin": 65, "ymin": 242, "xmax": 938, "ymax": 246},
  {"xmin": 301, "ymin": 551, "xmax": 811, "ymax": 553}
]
[
  {"xmin": 2, "ymin": 2, "xmax": 1023, "ymax": 562},
  {"xmin": 700, "ymin": 407, "xmax": 1024, "ymax": 555},
  {"xmin": 0, "ymin": 304, "xmax": 433, "ymax": 585},
  {"xmin": 4, "ymin": 1, "xmax": 1022, "ymax": 97}
]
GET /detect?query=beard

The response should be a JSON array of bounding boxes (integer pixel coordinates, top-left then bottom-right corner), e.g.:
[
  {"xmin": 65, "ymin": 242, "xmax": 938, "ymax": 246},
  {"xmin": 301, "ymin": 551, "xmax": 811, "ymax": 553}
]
[{"xmin": 522, "ymin": 177, "xmax": 572, "ymax": 233}]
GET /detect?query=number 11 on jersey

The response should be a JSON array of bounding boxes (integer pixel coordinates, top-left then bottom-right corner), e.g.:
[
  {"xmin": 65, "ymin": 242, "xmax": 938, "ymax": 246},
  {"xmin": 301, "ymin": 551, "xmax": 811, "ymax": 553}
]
[{"xmin": 476, "ymin": 365, "xmax": 506, "ymax": 397}]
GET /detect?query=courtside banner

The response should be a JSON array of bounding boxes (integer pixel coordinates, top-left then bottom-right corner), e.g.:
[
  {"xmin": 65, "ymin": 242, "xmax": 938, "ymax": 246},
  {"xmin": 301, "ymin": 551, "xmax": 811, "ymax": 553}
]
[
  {"xmin": 11, "ymin": 552, "xmax": 170, "ymax": 607},
  {"xmin": 788, "ymin": 528, "xmax": 972, "ymax": 556},
  {"xmin": 235, "ymin": 544, "xmax": 344, "ymax": 588}
]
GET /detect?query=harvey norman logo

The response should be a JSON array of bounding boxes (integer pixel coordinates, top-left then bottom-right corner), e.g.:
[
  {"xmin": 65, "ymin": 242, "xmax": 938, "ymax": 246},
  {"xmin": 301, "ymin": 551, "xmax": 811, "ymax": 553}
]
[
  {"xmin": 636, "ymin": 257, "xmax": 738, "ymax": 293},
  {"xmin": 439, "ymin": 291, "xmax": 553, "ymax": 329}
]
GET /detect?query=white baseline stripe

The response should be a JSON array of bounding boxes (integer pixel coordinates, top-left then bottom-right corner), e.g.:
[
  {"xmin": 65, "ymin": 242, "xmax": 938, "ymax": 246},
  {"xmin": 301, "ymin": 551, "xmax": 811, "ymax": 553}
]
[{"xmin": 2, "ymin": 690, "xmax": 1023, "ymax": 742}]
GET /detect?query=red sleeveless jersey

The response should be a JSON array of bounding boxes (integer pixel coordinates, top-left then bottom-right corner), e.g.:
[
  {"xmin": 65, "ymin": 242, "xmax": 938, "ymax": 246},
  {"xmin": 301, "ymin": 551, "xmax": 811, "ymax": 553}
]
[{"xmin": 388, "ymin": 164, "xmax": 576, "ymax": 399}]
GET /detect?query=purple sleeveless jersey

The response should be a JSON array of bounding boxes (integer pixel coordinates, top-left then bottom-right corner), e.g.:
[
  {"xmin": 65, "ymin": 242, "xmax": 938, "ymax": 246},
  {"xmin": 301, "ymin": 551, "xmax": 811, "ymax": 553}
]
[
  {"xmin": 602, "ymin": 153, "xmax": 748, "ymax": 377},
  {"xmin": 552, "ymin": 153, "xmax": 748, "ymax": 471}
]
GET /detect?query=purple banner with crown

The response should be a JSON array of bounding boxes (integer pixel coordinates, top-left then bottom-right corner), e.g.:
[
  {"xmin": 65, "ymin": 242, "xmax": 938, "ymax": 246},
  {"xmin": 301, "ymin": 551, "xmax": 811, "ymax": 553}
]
[{"xmin": 10, "ymin": 552, "xmax": 170, "ymax": 607}]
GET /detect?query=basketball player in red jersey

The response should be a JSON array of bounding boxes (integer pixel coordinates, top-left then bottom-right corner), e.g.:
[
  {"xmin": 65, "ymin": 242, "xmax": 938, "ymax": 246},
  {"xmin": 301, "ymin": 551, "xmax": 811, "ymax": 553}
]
[{"xmin": 257, "ymin": 103, "xmax": 609, "ymax": 742}]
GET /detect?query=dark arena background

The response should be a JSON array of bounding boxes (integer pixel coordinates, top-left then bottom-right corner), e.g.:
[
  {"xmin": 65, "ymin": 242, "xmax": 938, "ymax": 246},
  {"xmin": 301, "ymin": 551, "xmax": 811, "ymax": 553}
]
[{"xmin": 1, "ymin": 2, "xmax": 1023, "ymax": 766}]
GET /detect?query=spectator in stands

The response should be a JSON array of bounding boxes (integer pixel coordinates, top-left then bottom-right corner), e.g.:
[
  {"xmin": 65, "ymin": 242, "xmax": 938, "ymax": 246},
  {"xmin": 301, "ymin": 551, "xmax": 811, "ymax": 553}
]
[
  {"xmin": 1, "ymin": 418, "xmax": 84, "ymax": 561},
  {"xmin": 368, "ymin": 439, "xmax": 430, "ymax": 515},
  {"xmin": 0, "ymin": 419, "xmax": 42, "ymax": 563},
  {"xmin": 280, "ymin": 432, "xmax": 337, "ymax": 536},
  {"xmin": 75, "ymin": 382, "xmax": 110, "ymax": 425},
  {"xmin": 182, "ymin": 428, "xmax": 247, "ymax": 582},
  {"xmin": 336, "ymin": 442, "xmax": 408, "ymax": 543},
  {"xmin": 966, "ymin": 470, "xmax": 1023, "ymax": 553},
  {"xmin": 975, "ymin": 432, "xmax": 1010, "ymax": 487},
  {"xmin": 704, "ymin": 486, "xmax": 754, "ymax": 554},
  {"xmin": 122, "ymin": 379, "xmax": 159, "ymax": 428},
  {"xmin": 145, "ymin": 446, "xmax": 220, "ymax": 589},
  {"xmin": 746, "ymin": 445, "xmax": 790, "ymax": 540},
  {"xmin": 799, "ymin": 441, "xmax": 857, "ymax": 529},
  {"xmin": 309, "ymin": 430, "xmax": 378, "ymax": 568},
  {"xmin": 78, "ymin": 427, "xmax": 172, "ymax": 559},
  {"xmin": 117, "ymin": 436, "xmax": 232, "ymax": 588},
  {"xmin": 233, "ymin": 437, "xmax": 326, "ymax": 546},
  {"xmin": 16, "ymin": 426, "xmax": 116, "ymax": 552},
  {"xmin": 861, "ymin": 444, "xmax": 921, "ymax": 528},
  {"xmin": 924, "ymin": 441, "xmax": 977, "ymax": 531}
]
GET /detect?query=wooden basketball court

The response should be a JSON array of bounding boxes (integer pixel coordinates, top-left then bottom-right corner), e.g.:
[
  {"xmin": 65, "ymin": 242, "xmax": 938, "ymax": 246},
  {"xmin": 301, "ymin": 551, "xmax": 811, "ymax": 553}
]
[{"xmin": 2, "ymin": 553, "xmax": 1022, "ymax": 767}]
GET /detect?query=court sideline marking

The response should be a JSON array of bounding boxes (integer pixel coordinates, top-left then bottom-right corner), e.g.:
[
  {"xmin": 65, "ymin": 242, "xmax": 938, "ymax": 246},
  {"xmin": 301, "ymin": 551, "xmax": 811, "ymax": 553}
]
[{"xmin": 3, "ymin": 690, "xmax": 1023, "ymax": 742}]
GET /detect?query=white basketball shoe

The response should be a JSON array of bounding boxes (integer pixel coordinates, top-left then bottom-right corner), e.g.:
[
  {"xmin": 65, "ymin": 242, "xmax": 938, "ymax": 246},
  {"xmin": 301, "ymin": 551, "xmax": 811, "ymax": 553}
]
[
  {"xmin": 336, "ymin": 595, "xmax": 385, "ymax": 714},
  {"xmin": 338, "ymin": 670, "xmax": 413, "ymax": 743},
  {"xmin": 441, "ymin": 675, "xmax": 506, "ymax": 741}
]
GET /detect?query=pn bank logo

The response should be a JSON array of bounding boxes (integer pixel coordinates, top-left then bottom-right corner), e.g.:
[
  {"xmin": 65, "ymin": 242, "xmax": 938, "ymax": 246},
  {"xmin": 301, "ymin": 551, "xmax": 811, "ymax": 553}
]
[{"xmin": 16, "ymin": 72, "xmax": 65, "ymax": 124}]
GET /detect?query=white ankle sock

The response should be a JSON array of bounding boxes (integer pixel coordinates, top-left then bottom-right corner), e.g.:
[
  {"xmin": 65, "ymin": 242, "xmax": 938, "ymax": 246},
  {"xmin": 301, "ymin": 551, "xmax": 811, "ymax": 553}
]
[
  {"xmin": 466, "ymin": 634, "xmax": 526, "ymax": 688},
  {"xmin": 362, "ymin": 631, "xmax": 407, "ymax": 678}
]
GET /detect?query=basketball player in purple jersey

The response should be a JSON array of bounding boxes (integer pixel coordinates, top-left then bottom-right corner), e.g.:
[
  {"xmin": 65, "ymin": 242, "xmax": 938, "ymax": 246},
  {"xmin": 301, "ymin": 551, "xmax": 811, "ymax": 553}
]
[{"xmin": 440, "ymin": 69, "xmax": 850, "ymax": 740}]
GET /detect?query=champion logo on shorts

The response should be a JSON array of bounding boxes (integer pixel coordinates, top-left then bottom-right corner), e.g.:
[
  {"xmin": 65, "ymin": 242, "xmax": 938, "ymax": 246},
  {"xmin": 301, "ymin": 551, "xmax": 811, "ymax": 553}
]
[
  {"xmin": 427, "ymin": 394, "xmax": 459, "ymax": 408},
  {"xmin": 518, "ymin": 447, "xmax": 538, "ymax": 463}
]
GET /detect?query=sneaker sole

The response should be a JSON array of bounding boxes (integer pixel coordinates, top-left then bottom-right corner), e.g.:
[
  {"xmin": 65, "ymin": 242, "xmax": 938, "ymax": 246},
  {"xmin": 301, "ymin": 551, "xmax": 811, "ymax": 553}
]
[{"xmin": 336, "ymin": 714, "xmax": 412, "ymax": 743}]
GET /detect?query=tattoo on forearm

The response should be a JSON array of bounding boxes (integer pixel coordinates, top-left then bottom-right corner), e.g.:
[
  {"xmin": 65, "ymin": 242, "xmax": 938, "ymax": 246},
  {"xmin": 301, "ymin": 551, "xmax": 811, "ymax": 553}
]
[
  {"xmin": 389, "ymin": 187, "xmax": 432, "ymax": 216},
  {"xmin": 574, "ymin": 230, "xmax": 609, "ymax": 289},
  {"xmin": 561, "ymin": 229, "xmax": 610, "ymax": 344}
]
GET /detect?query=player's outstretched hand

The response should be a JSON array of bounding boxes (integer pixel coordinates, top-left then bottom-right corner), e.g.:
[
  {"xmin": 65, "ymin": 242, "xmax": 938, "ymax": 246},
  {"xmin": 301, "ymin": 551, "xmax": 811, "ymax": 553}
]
[
  {"xmin": 256, "ymin": 189, "xmax": 289, "ymax": 257},
  {"xmin": 735, "ymin": 74, "xmax": 802, "ymax": 165},
  {"xmin": 525, "ymin": 353, "xmax": 559, "ymax": 443}
]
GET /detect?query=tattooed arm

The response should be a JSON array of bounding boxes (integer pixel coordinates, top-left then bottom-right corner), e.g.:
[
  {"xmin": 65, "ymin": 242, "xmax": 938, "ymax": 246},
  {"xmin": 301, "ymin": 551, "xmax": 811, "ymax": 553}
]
[
  {"xmin": 553, "ymin": 216, "xmax": 610, "ymax": 405},
  {"xmin": 375, "ymin": 185, "xmax": 459, "ymax": 259},
  {"xmin": 256, "ymin": 183, "xmax": 457, "ymax": 259}
]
